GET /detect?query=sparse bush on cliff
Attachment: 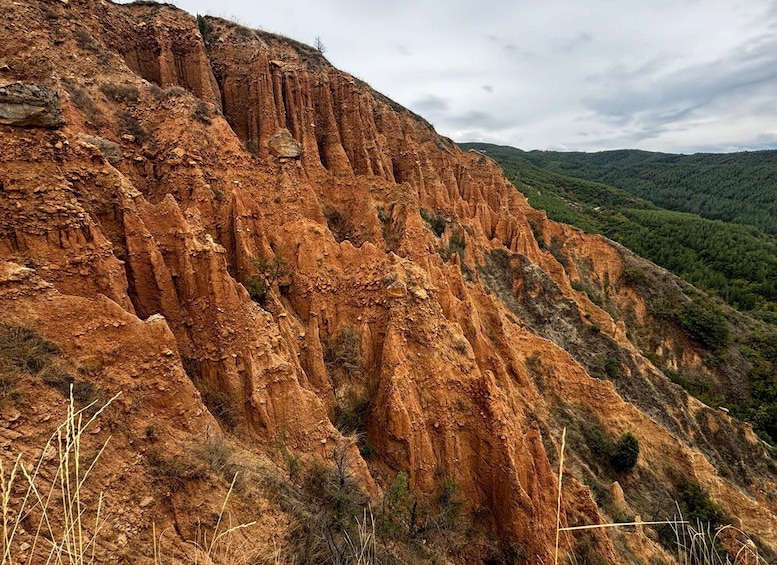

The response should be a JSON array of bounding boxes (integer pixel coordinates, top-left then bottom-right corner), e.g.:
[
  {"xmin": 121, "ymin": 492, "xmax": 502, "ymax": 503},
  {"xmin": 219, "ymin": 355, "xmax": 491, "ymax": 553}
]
[
  {"xmin": 245, "ymin": 255, "xmax": 290, "ymax": 305},
  {"xmin": 581, "ymin": 419, "xmax": 640, "ymax": 474},
  {"xmin": 323, "ymin": 204, "xmax": 360, "ymax": 243},
  {"xmin": 0, "ymin": 323, "xmax": 60, "ymax": 375},
  {"xmin": 611, "ymin": 432, "xmax": 640, "ymax": 472},
  {"xmin": 335, "ymin": 390, "xmax": 370, "ymax": 433},
  {"xmin": 62, "ymin": 78, "xmax": 104, "ymax": 126},
  {"xmin": 197, "ymin": 14, "xmax": 214, "ymax": 43},
  {"xmin": 117, "ymin": 110, "xmax": 148, "ymax": 142},
  {"xmin": 0, "ymin": 323, "xmax": 100, "ymax": 408},
  {"xmin": 324, "ymin": 326, "xmax": 363, "ymax": 378},
  {"xmin": 678, "ymin": 480, "xmax": 727, "ymax": 527},
  {"xmin": 202, "ymin": 387, "xmax": 238, "ymax": 430},
  {"xmin": 99, "ymin": 83, "xmax": 139, "ymax": 103},
  {"xmin": 420, "ymin": 209, "xmax": 447, "ymax": 237},
  {"xmin": 147, "ymin": 448, "xmax": 208, "ymax": 492}
]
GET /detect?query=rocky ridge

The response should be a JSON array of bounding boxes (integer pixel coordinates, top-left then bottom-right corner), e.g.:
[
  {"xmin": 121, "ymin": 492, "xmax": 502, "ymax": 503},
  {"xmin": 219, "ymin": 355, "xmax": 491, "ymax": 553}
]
[{"xmin": 0, "ymin": 1, "xmax": 776, "ymax": 563}]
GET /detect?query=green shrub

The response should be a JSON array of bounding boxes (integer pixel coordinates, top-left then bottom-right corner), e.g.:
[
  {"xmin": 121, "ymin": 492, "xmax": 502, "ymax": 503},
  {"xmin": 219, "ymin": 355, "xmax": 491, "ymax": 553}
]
[
  {"xmin": 678, "ymin": 480, "xmax": 727, "ymax": 526},
  {"xmin": 679, "ymin": 299, "xmax": 729, "ymax": 350},
  {"xmin": 582, "ymin": 420, "xmax": 640, "ymax": 474},
  {"xmin": 196, "ymin": 14, "xmax": 214, "ymax": 43},
  {"xmin": 245, "ymin": 255, "xmax": 290, "ymax": 304},
  {"xmin": 611, "ymin": 432, "xmax": 639, "ymax": 472},
  {"xmin": 378, "ymin": 472, "xmax": 413, "ymax": 539},
  {"xmin": 439, "ymin": 234, "xmax": 466, "ymax": 262},
  {"xmin": 420, "ymin": 209, "xmax": 447, "ymax": 237},
  {"xmin": 623, "ymin": 268, "xmax": 647, "ymax": 286},
  {"xmin": 334, "ymin": 392, "xmax": 370, "ymax": 433}
]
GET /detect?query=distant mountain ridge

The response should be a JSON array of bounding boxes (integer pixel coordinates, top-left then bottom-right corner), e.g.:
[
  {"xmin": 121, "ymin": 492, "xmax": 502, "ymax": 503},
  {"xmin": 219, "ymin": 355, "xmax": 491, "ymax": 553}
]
[{"xmin": 466, "ymin": 143, "xmax": 777, "ymax": 236}]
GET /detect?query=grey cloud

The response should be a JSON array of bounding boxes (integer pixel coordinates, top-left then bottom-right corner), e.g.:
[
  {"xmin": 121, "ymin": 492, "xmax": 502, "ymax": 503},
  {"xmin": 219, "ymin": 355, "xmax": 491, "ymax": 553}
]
[
  {"xmin": 445, "ymin": 111, "xmax": 511, "ymax": 132},
  {"xmin": 581, "ymin": 34, "xmax": 777, "ymax": 144},
  {"xmin": 409, "ymin": 95, "xmax": 450, "ymax": 116},
  {"xmin": 482, "ymin": 85, "xmax": 493, "ymax": 93}
]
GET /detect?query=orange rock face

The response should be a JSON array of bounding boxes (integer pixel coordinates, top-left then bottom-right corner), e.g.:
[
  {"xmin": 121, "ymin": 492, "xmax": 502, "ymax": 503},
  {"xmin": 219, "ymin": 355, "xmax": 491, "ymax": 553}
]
[{"xmin": 1, "ymin": 1, "xmax": 776, "ymax": 563}]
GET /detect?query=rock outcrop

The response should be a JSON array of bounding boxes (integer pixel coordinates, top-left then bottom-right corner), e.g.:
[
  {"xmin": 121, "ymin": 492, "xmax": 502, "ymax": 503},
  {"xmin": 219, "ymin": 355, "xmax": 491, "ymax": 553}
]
[
  {"xmin": 0, "ymin": 83, "xmax": 64, "ymax": 128},
  {"xmin": 0, "ymin": 1, "xmax": 775, "ymax": 563}
]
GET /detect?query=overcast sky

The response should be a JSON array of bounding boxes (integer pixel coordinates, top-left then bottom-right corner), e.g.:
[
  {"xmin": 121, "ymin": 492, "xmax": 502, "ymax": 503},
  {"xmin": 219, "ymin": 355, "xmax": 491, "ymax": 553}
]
[{"xmin": 151, "ymin": 0, "xmax": 777, "ymax": 153}]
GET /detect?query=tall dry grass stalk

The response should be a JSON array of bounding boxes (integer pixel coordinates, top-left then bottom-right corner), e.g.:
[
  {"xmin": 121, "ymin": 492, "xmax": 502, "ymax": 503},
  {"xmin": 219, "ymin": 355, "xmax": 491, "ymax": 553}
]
[
  {"xmin": 0, "ymin": 389, "xmax": 119, "ymax": 565},
  {"xmin": 343, "ymin": 507, "xmax": 376, "ymax": 565},
  {"xmin": 152, "ymin": 473, "xmax": 257, "ymax": 565}
]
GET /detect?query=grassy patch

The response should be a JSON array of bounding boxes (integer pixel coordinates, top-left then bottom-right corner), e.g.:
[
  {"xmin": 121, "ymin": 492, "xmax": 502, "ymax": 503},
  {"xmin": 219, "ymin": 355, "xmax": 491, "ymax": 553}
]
[{"xmin": 100, "ymin": 83, "xmax": 139, "ymax": 103}]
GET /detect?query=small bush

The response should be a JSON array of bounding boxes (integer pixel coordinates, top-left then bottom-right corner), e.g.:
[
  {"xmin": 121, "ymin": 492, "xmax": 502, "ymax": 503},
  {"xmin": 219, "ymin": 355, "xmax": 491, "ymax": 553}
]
[
  {"xmin": 245, "ymin": 255, "xmax": 290, "ymax": 304},
  {"xmin": 63, "ymin": 79, "xmax": 104, "ymax": 126},
  {"xmin": 197, "ymin": 14, "xmax": 214, "ymax": 43},
  {"xmin": 623, "ymin": 268, "xmax": 647, "ymax": 286},
  {"xmin": 74, "ymin": 28, "xmax": 101, "ymax": 52},
  {"xmin": 100, "ymin": 83, "xmax": 139, "ymax": 103},
  {"xmin": 192, "ymin": 100, "xmax": 212, "ymax": 124},
  {"xmin": 322, "ymin": 204, "xmax": 357, "ymax": 243},
  {"xmin": 678, "ymin": 480, "xmax": 727, "ymax": 527},
  {"xmin": 435, "ymin": 478, "xmax": 464, "ymax": 531},
  {"xmin": 117, "ymin": 111, "xmax": 148, "ymax": 142},
  {"xmin": 193, "ymin": 436, "xmax": 233, "ymax": 477},
  {"xmin": 202, "ymin": 388, "xmax": 238, "ymax": 430},
  {"xmin": 146, "ymin": 449, "xmax": 207, "ymax": 492},
  {"xmin": 581, "ymin": 419, "xmax": 640, "ymax": 474},
  {"xmin": 0, "ymin": 323, "xmax": 60, "ymax": 374},
  {"xmin": 611, "ymin": 432, "xmax": 639, "ymax": 472},
  {"xmin": 335, "ymin": 391, "xmax": 370, "ymax": 433},
  {"xmin": 439, "ymin": 234, "xmax": 466, "ymax": 262},
  {"xmin": 420, "ymin": 209, "xmax": 447, "ymax": 237},
  {"xmin": 79, "ymin": 135, "xmax": 122, "ymax": 163},
  {"xmin": 528, "ymin": 220, "xmax": 546, "ymax": 249},
  {"xmin": 378, "ymin": 471, "xmax": 413, "ymax": 539},
  {"xmin": 324, "ymin": 326, "xmax": 363, "ymax": 379}
]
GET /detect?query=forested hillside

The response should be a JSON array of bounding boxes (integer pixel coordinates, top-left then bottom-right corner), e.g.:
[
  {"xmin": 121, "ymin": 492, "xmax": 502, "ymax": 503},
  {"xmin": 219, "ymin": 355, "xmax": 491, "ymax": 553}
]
[
  {"xmin": 504, "ymin": 146, "xmax": 777, "ymax": 236},
  {"xmin": 461, "ymin": 143, "xmax": 777, "ymax": 323}
]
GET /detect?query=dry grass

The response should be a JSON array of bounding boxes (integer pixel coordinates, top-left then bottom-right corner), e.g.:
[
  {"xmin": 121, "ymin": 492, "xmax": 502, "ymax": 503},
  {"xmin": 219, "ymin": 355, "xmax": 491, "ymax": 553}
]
[
  {"xmin": 152, "ymin": 475, "xmax": 257, "ymax": 565},
  {"xmin": 0, "ymin": 389, "xmax": 118, "ymax": 564}
]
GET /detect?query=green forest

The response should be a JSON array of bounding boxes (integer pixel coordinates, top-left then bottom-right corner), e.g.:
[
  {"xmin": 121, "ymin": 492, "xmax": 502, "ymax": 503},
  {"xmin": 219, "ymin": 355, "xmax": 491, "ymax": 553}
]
[
  {"xmin": 461, "ymin": 143, "xmax": 777, "ymax": 324},
  {"xmin": 513, "ymin": 147, "xmax": 777, "ymax": 236}
]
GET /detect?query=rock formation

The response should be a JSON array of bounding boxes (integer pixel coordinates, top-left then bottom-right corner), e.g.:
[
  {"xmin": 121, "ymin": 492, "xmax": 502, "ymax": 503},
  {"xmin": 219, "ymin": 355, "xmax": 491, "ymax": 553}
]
[
  {"xmin": 0, "ymin": 82, "xmax": 65, "ymax": 128},
  {"xmin": 0, "ymin": 1, "xmax": 775, "ymax": 563}
]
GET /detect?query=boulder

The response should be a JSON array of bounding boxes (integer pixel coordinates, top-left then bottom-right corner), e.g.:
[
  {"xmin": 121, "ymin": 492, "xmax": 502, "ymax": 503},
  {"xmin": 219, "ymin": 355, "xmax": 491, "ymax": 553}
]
[
  {"xmin": 268, "ymin": 128, "xmax": 302, "ymax": 158},
  {"xmin": 0, "ymin": 83, "xmax": 64, "ymax": 128}
]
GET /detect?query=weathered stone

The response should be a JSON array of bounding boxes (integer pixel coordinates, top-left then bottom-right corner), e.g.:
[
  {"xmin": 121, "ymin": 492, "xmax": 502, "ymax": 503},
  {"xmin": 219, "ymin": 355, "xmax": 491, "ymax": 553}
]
[
  {"xmin": 77, "ymin": 134, "xmax": 123, "ymax": 164},
  {"xmin": 0, "ymin": 83, "xmax": 64, "ymax": 128},
  {"xmin": 268, "ymin": 128, "xmax": 302, "ymax": 158}
]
